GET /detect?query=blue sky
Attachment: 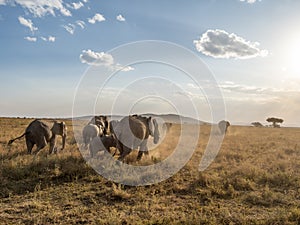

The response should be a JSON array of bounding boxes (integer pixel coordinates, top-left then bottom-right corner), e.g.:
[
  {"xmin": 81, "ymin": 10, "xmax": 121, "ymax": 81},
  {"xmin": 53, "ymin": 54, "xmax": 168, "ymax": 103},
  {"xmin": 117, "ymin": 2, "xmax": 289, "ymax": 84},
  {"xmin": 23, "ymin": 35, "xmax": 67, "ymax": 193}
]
[{"xmin": 1, "ymin": 0, "xmax": 300, "ymax": 126}]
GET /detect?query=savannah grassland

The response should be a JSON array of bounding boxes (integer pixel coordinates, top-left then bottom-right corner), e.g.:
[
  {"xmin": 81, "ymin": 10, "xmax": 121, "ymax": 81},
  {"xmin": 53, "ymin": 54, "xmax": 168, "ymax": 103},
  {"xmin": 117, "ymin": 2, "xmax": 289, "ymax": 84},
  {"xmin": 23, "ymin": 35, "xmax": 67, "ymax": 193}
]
[{"xmin": 1, "ymin": 117, "xmax": 300, "ymax": 224}]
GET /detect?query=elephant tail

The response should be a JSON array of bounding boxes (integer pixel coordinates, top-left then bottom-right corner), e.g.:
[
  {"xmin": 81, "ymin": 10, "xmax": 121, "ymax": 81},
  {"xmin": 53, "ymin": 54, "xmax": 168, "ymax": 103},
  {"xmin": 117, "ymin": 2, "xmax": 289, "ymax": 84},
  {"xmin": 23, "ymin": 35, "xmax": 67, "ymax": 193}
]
[{"xmin": 8, "ymin": 132, "xmax": 28, "ymax": 145}]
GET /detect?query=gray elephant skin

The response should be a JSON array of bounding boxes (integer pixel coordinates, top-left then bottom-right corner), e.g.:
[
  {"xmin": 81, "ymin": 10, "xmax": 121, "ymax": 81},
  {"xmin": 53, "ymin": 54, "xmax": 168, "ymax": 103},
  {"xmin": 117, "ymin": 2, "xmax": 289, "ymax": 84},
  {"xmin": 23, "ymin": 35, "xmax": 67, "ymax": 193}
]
[
  {"xmin": 89, "ymin": 135, "xmax": 117, "ymax": 157},
  {"xmin": 113, "ymin": 115, "xmax": 160, "ymax": 161},
  {"xmin": 89, "ymin": 115, "xmax": 109, "ymax": 135},
  {"xmin": 218, "ymin": 120, "xmax": 230, "ymax": 134},
  {"xmin": 8, "ymin": 119, "xmax": 67, "ymax": 154},
  {"xmin": 82, "ymin": 124, "xmax": 103, "ymax": 147}
]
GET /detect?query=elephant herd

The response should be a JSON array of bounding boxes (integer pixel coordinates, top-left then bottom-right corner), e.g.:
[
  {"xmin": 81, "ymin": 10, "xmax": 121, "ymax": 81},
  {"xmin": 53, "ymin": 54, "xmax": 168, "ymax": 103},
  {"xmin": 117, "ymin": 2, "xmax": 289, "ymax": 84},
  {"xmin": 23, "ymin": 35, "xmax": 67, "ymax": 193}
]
[
  {"xmin": 8, "ymin": 116, "xmax": 230, "ymax": 161},
  {"xmin": 83, "ymin": 115, "xmax": 160, "ymax": 161}
]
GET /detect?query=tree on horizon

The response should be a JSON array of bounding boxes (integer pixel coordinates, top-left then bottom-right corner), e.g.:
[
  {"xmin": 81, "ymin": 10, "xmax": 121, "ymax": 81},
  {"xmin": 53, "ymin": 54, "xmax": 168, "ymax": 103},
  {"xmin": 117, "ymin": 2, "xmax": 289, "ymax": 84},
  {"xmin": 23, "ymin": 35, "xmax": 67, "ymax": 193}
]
[{"xmin": 266, "ymin": 117, "xmax": 284, "ymax": 128}]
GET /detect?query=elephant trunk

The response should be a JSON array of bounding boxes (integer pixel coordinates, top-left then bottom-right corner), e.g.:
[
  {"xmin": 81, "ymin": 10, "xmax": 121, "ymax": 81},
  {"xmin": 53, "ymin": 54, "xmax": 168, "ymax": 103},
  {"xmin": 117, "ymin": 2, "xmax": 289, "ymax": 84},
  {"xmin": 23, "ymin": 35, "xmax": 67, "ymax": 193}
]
[
  {"xmin": 62, "ymin": 133, "xmax": 66, "ymax": 150},
  {"xmin": 49, "ymin": 135, "xmax": 57, "ymax": 154},
  {"xmin": 153, "ymin": 119, "xmax": 160, "ymax": 144}
]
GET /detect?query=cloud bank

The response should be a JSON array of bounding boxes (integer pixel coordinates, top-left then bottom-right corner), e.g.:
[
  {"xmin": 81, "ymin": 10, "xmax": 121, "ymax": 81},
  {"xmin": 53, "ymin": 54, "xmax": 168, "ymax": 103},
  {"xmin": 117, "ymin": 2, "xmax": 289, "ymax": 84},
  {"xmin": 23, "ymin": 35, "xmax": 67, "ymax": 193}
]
[
  {"xmin": 2, "ymin": 0, "xmax": 71, "ymax": 17},
  {"xmin": 194, "ymin": 29, "xmax": 268, "ymax": 59}
]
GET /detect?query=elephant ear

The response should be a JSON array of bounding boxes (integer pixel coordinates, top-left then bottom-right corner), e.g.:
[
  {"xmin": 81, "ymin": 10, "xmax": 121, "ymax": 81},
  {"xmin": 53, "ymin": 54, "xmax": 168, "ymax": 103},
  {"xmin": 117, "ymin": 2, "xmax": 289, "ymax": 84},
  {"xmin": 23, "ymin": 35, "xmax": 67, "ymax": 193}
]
[
  {"xmin": 52, "ymin": 121, "xmax": 66, "ymax": 136},
  {"xmin": 147, "ymin": 117, "xmax": 160, "ymax": 144},
  {"xmin": 147, "ymin": 117, "xmax": 154, "ymax": 136},
  {"xmin": 61, "ymin": 122, "xmax": 67, "ymax": 134}
]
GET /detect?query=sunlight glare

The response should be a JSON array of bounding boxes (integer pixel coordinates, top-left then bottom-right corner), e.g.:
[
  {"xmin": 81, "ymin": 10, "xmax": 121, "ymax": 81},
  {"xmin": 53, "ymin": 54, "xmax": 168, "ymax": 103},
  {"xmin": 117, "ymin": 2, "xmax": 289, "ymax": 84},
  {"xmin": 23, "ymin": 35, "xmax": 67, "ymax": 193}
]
[{"xmin": 285, "ymin": 37, "xmax": 300, "ymax": 75}]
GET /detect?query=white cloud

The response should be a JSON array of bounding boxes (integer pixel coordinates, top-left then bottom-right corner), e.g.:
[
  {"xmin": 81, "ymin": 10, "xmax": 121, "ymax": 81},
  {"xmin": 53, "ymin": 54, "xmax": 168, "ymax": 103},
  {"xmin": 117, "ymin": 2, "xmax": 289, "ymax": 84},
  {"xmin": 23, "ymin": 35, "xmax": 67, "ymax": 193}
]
[
  {"xmin": 79, "ymin": 49, "xmax": 134, "ymax": 72},
  {"xmin": 48, "ymin": 36, "xmax": 55, "ymax": 42},
  {"xmin": 76, "ymin": 20, "xmax": 85, "ymax": 29},
  {"xmin": 88, "ymin": 13, "xmax": 105, "ymax": 24},
  {"xmin": 7, "ymin": 0, "xmax": 72, "ymax": 17},
  {"xmin": 41, "ymin": 36, "xmax": 55, "ymax": 42},
  {"xmin": 24, "ymin": 36, "xmax": 37, "ymax": 42},
  {"xmin": 18, "ymin": 16, "xmax": 38, "ymax": 33},
  {"xmin": 80, "ymin": 50, "xmax": 114, "ymax": 66},
  {"xmin": 62, "ymin": 23, "xmax": 75, "ymax": 34},
  {"xmin": 116, "ymin": 14, "xmax": 125, "ymax": 22},
  {"xmin": 194, "ymin": 29, "xmax": 268, "ymax": 59},
  {"xmin": 114, "ymin": 64, "xmax": 134, "ymax": 72},
  {"xmin": 68, "ymin": 2, "xmax": 84, "ymax": 10},
  {"xmin": 220, "ymin": 82, "xmax": 270, "ymax": 95},
  {"xmin": 239, "ymin": 0, "xmax": 261, "ymax": 3},
  {"xmin": 187, "ymin": 83, "xmax": 199, "ymax": 89}
]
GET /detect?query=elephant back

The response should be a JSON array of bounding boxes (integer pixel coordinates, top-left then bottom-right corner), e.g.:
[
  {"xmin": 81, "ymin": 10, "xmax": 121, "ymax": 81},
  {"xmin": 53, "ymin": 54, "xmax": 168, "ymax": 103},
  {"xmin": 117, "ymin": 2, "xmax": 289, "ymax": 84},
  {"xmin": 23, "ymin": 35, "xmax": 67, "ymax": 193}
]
[
  {"xmin": 83, "ymin": 124, "xmax": 100, "ymax": 137},
  {"xmin": 26, "ymin": 119, "xmax": 52, "ymax": 141},
  {"xmin": 128, "ymin": 116, "xmax": 148, "ymax": 140},
  {"xmin": 131, "ymin": 115, "xmax": 151, "ymax": 137},
  {"xmin": 114, "ymin": 116, "xmax": 147, "ymax": 149}
]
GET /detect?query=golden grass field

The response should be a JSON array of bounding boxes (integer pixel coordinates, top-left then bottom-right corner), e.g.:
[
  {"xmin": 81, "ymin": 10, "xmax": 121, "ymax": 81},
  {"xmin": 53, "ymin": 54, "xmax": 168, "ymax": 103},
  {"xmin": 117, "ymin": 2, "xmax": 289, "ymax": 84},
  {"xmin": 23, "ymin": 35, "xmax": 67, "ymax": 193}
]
[{"xmin": 1, "ymin": 117, "xmax": 300, "ymax": 224}]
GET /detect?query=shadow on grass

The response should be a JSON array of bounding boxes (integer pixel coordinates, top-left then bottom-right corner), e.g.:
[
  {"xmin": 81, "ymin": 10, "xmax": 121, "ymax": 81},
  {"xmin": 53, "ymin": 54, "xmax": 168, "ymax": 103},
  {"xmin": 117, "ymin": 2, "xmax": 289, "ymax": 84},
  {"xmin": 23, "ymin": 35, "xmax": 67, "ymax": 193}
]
[
  {"xmin": 1, "ymin": 148, "xmax": 28, "ymax": 161},
  {"xmin": 0, "ymin": 154, "xmax": 97, "ymax": 198}
]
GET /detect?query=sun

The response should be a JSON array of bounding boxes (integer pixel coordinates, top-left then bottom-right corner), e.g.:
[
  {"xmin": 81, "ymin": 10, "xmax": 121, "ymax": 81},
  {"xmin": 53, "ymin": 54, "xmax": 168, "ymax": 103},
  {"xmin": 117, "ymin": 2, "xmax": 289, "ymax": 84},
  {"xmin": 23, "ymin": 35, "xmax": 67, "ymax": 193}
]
[{"xmin": 284, "ymin": 37, "xmax": 300, "ymax": 75}]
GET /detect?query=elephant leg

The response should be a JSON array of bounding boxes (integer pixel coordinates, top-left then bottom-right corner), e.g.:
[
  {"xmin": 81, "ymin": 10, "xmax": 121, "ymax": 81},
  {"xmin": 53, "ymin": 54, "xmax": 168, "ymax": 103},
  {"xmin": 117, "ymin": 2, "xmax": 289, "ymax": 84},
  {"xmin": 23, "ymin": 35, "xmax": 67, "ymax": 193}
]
[
  {"xmin": 83, "ymin": 137, "xmax": 87, "ymax": 148},
  {"xmin": 114, "ymin": 140, "xmax": 123, "ymax": 156},
  {"xmin": 137, "ymin": 151, "xmax": 143, "ymax": 161},
  {"xmin": 111, "ymin": 144, "xmax": 120, "ymax": 156},
  {"xmin": 83, "ymin": 134, "xmax": 88, "ymax": 148},
  {"xmin": 85, "ymin": 134, "xmax": 90, "ymax": 146},
  {"xmin": 116, "ymin": 142, "xmax": 124, "ymax": 160},
  {"xmin": 36, "ymin": 136, "xmax": 48, "ymax": 154},
  {"xmin": 26, "ymin": 138, "xmax": 34, "ymax": 154},
  {"xmin": 89, "ymin": 144, "xmax": 95, "ymax": 158},
  {"xmin": 118, "ymin": 144, "xmax": 131, "ymax": 162},
  {"xmin": 112, "ymin": 148, "xmax": 117, "ymax": 156},
  {"xmin": 137, "ymin": 141, "xmax": 148, "ymax": 161}
]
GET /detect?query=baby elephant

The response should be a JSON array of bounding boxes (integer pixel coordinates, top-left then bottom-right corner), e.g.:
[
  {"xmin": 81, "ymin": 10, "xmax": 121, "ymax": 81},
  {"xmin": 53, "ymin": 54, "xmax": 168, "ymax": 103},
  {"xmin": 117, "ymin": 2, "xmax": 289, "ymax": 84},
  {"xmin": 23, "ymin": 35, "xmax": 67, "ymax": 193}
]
[
  {"xmin": 89, "ymin": 135, "xmax": 117, "ymax": 157},
  {"xmin": 218, "ymin": 120, "xmax": 230, "ymax": 135},
  {"xmin": 8, "ymin": 119, "xmax": 67, "ymax": 154},
  {"xmin": 82, "ymin": 124, "xmax": 104, "ymax": 148}
]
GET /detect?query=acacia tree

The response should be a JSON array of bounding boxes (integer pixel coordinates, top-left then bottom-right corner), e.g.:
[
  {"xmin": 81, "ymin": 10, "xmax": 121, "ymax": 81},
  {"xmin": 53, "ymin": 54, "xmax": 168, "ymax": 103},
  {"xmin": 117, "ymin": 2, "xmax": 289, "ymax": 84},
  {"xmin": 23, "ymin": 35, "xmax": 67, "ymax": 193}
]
[
  {"xmin": 251, "ymin": 122, "xmax": 263, "ymax": 127},
  {"xmin": 266, "ymin": 117, "xmax": 284, "ymax": 128}
]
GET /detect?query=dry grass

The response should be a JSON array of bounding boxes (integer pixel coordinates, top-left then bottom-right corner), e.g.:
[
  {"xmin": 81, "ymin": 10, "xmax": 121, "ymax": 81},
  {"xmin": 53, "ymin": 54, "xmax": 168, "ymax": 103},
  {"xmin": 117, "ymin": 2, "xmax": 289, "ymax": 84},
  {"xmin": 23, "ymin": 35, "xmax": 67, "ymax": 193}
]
[{"xmin": 1, "ymin": 117, "xmax": 300, "ymax": 224}]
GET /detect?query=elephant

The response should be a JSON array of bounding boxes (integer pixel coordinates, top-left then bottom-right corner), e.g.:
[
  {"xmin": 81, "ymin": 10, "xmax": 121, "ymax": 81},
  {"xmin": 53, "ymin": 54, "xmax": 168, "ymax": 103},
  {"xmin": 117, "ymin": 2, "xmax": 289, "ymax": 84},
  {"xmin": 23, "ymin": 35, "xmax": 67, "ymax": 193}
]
[
  {"xmin": 89, "ymin": 115, "xmax": 109, "ymax": 135},
  {"xmin": 82, "ymin": 124, "xmax": 104, "ymax": 147},
  {"xmin": 89, "ymin": 135, "xmax": 117, "ymax": 157},
  {"xmin": 109, "ymin": 120, "xmax": 119, "ymax": 135},
  {"xmin": 8, "ymin": 119, "xmax": 67, "ymax": 154},
  {"xmin": 163, "ymin": 122, "xmax": 173, "ymax": 132},
  {"xmin": 113, "ymin": 115, "xmax": 160, "ymax": 161},
  {"xmin": 218, "ymin": 120, "xmax": 230, "ymax": 134}
]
